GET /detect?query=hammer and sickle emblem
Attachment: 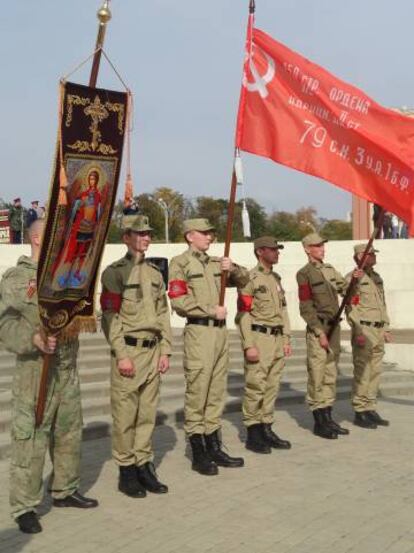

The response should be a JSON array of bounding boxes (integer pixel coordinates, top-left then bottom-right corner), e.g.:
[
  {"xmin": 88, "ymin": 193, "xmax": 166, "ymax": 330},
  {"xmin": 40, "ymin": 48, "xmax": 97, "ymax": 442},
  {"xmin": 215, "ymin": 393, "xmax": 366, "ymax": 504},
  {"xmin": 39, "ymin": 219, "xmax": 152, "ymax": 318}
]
[{"xmin": 243, "ymin": 45, "xmax": 276, "ymax": 99}]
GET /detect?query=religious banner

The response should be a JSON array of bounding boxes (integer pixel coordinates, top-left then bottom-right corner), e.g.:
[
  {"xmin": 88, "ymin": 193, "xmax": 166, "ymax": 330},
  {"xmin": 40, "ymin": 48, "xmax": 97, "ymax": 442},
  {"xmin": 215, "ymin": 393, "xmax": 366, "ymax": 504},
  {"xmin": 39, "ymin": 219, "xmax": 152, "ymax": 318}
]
[
  {"xmin": 236, "ymin": 20, "xmax": 414, "ymax": 232},
  {"xmin": 38, "ymin": 81, "xmax": 128, "ymax": 336}
]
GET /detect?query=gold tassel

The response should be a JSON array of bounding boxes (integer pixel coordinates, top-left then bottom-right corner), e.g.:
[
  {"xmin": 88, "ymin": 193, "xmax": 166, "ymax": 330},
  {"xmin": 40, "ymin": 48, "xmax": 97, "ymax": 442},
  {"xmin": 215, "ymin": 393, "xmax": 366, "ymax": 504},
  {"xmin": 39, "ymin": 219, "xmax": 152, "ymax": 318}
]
[
  {"xmin": 58, "ymin": 316, "xmax": 97, "ymax": 341},
  {"xmin": 124, "ymin": 173, "xmax": 134, "ymax": 208},
  {"xmin": 58, "ymin": 165, "xmax": 68, "ymax": 206}
]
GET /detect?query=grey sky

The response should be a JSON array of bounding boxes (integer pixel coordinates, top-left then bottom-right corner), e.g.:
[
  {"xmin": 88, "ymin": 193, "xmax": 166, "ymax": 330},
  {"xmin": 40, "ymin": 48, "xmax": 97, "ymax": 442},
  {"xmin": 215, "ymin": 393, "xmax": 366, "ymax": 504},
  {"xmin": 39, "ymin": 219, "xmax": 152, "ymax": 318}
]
[{"xmin": 1, "ymin": 0, "xmax": 413, "ymax": 218}]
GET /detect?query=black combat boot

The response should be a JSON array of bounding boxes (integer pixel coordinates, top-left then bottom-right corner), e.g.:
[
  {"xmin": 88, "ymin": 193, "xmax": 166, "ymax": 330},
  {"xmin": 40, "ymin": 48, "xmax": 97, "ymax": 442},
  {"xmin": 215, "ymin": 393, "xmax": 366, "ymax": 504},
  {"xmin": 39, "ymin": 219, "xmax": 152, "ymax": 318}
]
[
  {"xmin": 245, "ymin": 424, "xmax": 271, "ymax": 454},
  {"xmin": 53, "ymin": 491, "xmax": 98, "ymax": 508},
  {"xmin": 118, "ymin": 465, "xmax": 147, "ymax": 497},
  {"xmin": 136, "ymin": 462, "xmax": 168, "ymax": 494},
  {"xmin": 262, "ymin": 423, "xmax": 292, "ymax": 449},
  {"xmin": 323, "ymin": 407, "xmax": 350, "ymax": 435},
  {"xmin": 354, "ymin": 411, "xmax": 377, "ymax": 429},
  {"xmin": 16, "ymin": 511, "xmax": 42, "ymax": 534},
  {"xmin": 366, "ymin": 410, "xmax": 389, "ymax": 426},
  {"xmin": 313, "ymin": 409, "xmax": 338, "ymax": 439},
  {"xmin": 205, "ymin": 430, "xmax": 244, "ymax": 467},
  {"xmin": 189, "ymin": 434, "xmax": 218, "ymax": 475}
]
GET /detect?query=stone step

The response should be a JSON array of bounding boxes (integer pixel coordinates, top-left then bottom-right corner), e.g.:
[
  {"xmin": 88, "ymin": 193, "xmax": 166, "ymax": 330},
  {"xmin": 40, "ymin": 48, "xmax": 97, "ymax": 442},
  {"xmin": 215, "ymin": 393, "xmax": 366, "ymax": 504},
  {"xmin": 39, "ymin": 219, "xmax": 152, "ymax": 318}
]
[{"xmin": 1, "ymin": 375, "xmax": 413, "ymax": 460}]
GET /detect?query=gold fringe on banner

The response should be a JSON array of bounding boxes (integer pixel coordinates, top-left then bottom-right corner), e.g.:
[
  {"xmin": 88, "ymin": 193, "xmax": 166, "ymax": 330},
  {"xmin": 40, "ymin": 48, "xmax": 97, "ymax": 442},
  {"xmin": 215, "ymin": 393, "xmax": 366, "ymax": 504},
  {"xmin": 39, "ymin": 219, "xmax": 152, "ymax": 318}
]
[
  {"xmin": 58, "ymin": 81, "xmax": 68, "ymax": 207},
  {"xmin": 58, "ymin": 316, "xmax": 97, "ymax": 341}
]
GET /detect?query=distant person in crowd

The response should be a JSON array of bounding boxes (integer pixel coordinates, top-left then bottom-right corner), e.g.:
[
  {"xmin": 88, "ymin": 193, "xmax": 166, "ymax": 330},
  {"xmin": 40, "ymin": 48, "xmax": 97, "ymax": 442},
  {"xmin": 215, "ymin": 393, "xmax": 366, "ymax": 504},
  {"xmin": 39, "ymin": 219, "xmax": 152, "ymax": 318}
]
[
  {"xmin": 372, "ymin": 204, "xmax": 383, "ymax": 239},
  {"xmin": 391, "ymin": 214, "xmax": 399, "ymax": 239},
  {"xmin": 382, "ymin": 212, "xmax": 392, "ymax": 239},
  {"xmin": 26, "ymin": 200, "xmax": 39, "ymax": 228},
  {"xmin": 123, "ymin": 199, "xmax": 139, "ymax": 215},
  {"xmin": 8, "ymin": 198, "xmax": 24, "ymax": 244},
  {"xmin": 345, "ymin": 244, "xmax": 392, "ymax": 429},
  {"xmin": 399, "ymin": 219, "xmax": 409, "ymax": 239}
]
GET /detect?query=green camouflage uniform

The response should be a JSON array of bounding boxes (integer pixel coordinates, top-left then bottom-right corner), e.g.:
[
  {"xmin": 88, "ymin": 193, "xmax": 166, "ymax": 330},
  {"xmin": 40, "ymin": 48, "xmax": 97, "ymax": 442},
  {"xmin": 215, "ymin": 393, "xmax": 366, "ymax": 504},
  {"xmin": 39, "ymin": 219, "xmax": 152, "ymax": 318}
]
[
  {"xmin": 236, "ymin": 262, "xmax": 291, "ymax": 427},
  {"xmin": 8, "ymin": 205, "xmax": 23, "ymax": 232},
  {"xmin": 0, "ymin": 255, "xmax": 81, "ymax": 519},
  {"xmin": 345, "ymin": 267, "xmax": 390, "ymax": 412},
  {"xmin": 168, "ymin": 248, "xmax": 249, "ymax": 436},
  {"xmin": 101, "ymin": 252, "xmax": 172, "ymax": 467},
  {"xmin": 296, "ymin": 260, "xmax": 345, "ymax": 410}
]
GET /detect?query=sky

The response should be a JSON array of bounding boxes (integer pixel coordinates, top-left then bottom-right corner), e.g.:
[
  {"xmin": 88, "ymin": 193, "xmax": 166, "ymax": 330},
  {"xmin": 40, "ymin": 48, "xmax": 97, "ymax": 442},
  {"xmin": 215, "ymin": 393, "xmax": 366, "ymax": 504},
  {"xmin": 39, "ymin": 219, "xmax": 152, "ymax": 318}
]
[{"xmin": 1, "ymin": 0, "xmax": 414, "ymax": 219}]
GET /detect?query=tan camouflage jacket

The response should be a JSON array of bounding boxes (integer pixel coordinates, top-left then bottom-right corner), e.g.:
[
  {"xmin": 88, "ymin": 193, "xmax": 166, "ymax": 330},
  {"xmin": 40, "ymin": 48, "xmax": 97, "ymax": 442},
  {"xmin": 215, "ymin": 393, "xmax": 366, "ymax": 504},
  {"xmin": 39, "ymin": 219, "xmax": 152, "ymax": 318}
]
[
  {"xmin": 100, "ymin": 252, "xmax": 172, "ymax": 360},
  {"xmin": 345, "ymin": 268, "xmax": 390, "ymax": 334},
  {"xmin": 296, "ymin": 260, "xmax": 345, "ymax": 336},
  {"xmin": 168, "ymin": 248, "xmax": 249, "ymax": 318},
  {"xmin": 236, "ymin": 263, "xmax": 291, "ymax": 349}
]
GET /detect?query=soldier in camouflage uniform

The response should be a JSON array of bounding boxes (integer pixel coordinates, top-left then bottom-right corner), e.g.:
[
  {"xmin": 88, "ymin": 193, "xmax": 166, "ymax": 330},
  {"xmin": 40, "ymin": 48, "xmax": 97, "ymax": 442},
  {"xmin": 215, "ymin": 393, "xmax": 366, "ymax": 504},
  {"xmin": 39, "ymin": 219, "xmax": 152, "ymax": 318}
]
[
  {"xmin": 8, "ymin": 197, "xmax": 23, "ymax": 244},
  {"xmin": 168, "ymin": 218, "xmax": 249, "ymax": 475},
  {"xmin": 100, "ymin": 215, "xmax": 172, "ymax": 497},
  {"xmin": 0, "ymin": 220, "xmax": 97, "ymax": 534},
  {"xmin": 236, "ymin": 236, "xmax": 292, "ymax": 454},
  {"xmin": 345, "ymin": 244, "xmax": 392, "ymax": 429},
  {"xmin": 296, "ymin": 232, "xmax": 351, "ymax": 440}
]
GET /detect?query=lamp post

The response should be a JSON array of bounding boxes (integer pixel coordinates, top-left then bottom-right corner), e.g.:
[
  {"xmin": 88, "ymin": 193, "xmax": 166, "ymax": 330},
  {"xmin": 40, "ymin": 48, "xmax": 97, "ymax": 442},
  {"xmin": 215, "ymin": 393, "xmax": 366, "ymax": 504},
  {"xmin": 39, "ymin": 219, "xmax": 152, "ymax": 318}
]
[{"xmin": 157, "ymin": 198, "xmax": 169, "ymax": 243}]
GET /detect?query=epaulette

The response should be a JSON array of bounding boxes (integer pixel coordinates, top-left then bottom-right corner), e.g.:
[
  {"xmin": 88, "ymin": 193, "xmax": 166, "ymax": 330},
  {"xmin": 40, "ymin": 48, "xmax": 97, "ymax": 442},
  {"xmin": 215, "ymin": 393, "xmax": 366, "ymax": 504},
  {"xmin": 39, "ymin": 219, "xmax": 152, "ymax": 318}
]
[
  {"xmin": 210, "ymin": 256, "xmax": 221, "ymax": 262},
  {"xmin": 110, "ymin": 257, "xmax": 128, "ymax": 269},
  {"xmin": 172, "ymin": 252, "xmax": 191, "ymax": 268},
  {"xmin": 324, "ymin": 263, "xmax": 333, "ymax": 268},
  {"xmin": 273, "ymin": 271, "xmax": 281, "ymax": 280},
  {"xmin": 146, "ymin": 260, "xmax": 160, "ymax": 272}
]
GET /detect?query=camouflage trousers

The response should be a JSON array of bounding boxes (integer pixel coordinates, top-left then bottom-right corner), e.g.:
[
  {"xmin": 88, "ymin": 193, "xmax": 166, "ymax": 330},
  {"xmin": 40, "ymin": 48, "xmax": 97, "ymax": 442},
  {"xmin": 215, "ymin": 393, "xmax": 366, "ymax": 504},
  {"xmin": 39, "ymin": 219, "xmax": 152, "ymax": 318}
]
[
  {"xmin": 10, "ymin": 341, "xmax": 82, "ymax": 519},
  {"xmin": 243, "ymin": 332, "xmax": 285, "ymax": 427},
  {"xmin": 351, "ymin": 326, "xmax": 385, "ymax": 412},
  {"xmin": 183, "ymin": 324, "xmax": 229, "ymax": 436},
  {"xmin": 110, "ymin": 343, "xmax": 161, "ymax": 467},
  {"xmin": 306, "ymin": 325, "xmax": 341, "ymax": 410}
]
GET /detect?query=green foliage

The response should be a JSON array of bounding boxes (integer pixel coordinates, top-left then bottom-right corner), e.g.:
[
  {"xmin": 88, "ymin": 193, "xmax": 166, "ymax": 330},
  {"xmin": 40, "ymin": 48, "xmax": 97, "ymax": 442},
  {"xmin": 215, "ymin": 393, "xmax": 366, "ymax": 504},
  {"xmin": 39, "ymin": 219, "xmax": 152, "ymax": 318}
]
[{"xmin": 320, "ymin": 219, "xmax": 352, "ymax": 240}]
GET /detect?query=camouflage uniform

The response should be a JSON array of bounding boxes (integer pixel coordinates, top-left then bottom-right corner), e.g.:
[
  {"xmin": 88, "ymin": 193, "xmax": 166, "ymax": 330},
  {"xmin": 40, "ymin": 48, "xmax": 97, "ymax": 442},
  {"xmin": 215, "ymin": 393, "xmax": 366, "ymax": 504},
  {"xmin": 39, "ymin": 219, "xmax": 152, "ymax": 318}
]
[
  {"xmin": 0, "ymin": 256, "xmax": 81, "ymax": 519},
  {"xmin": 236, "ymin": 260, "xmax": 291, "ymax": 428},
  {"xmin": 8, "ymin": 203, "xmax": 23, "ymax": 244},
  {"xmin": 296, "ymin": 237, "xmax": 345, "ymax": 411},
  {"xmin": 345, "ymin": 245, "xmax": 390, "ymax": 413},
  {"xmin": 168, "ymin": 221, "xmax": 249, "ymax": 437},
  {"xmin": 101, "ymin": 246, "xmax": 171, "ymax": 468}
]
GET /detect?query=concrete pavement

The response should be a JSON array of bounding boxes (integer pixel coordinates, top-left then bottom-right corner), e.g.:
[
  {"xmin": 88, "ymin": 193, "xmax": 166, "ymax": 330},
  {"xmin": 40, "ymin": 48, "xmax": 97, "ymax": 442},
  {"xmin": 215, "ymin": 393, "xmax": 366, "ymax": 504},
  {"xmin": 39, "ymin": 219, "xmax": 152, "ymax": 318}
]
[{"xmin": 0, "ymin": 395, "xmax": 413, "ymax": 553}]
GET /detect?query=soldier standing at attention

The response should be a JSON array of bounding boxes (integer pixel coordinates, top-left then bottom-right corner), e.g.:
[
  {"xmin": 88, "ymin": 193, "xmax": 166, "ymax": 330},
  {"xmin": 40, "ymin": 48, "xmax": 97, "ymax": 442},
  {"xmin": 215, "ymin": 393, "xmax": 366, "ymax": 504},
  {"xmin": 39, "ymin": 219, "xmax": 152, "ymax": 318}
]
[
  {"xmin": 168, "ymin": 219, "xmax": 249, "ymax": 475},
  {"xmin": 0, "ymin": 219, "xmax": 98, "ymax": 535},
  {"xmin": 8, "ymin": 197, "xmax": 24, "ymax": 244},
  {"xmin": 100, "ymin": 215, "xmax": 172, "ymax": 498},
  {"xmin": 296, "ymin": 232, "xmax": 351, "ymax": 440},
  {"xmin": 236, "ymin": 236, "xmax": 292, "ymax": 454},
  {"xmin": 345, "ymin": 244, "xmax": 392, "ymax": 429}
]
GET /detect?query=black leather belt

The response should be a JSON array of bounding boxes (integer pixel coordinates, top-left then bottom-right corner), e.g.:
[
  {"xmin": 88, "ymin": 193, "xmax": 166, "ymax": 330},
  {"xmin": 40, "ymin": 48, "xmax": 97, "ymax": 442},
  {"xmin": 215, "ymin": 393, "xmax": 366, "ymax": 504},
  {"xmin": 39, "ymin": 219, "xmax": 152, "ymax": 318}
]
[
  {"xmin": 186, "ymin": 317, "xmax": 226, "ymax": 328},
  {"xmin": 360, "ymin": 321, "xmax": 385, "ymax": 328},
  {"xmin": 318, "ymin": 316, "xmax": 342, "ymax": 326},
  {"xmin": 251, "ymin": 324, "xmax": 283, "ymax": 336},
  {"xmin": 124, "ymin": 335, "xmax": 160, "ymax": 348}
]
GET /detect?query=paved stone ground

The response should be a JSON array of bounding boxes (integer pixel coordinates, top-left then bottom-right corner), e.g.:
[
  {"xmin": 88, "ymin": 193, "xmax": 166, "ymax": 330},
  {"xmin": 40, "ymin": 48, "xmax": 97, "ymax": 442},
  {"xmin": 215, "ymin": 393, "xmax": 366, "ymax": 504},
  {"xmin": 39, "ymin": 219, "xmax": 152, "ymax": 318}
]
[{"xmin": 0, "ymin": 395, "xmax": 413, "ymax": 553}]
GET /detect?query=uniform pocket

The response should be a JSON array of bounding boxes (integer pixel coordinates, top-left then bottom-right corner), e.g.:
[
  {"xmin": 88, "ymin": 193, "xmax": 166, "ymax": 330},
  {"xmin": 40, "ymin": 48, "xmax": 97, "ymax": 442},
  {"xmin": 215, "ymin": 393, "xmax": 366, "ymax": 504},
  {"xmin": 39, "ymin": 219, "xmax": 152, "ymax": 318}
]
[
  {"xmin": 11, "ymin": 404, "xmax": 34, "ymax": 468},
  {"xmin": 184, "ymin": 364, "xmax": 203, "ymax": 385}
]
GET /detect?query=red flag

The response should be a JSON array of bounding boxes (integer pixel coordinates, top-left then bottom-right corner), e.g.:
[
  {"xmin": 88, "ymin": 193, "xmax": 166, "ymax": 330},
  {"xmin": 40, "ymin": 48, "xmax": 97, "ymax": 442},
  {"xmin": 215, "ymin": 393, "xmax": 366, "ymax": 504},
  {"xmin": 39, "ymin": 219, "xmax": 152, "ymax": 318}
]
[{"xmin": 236, "ymin": 20, "xmax": 414, "ymax": 231}]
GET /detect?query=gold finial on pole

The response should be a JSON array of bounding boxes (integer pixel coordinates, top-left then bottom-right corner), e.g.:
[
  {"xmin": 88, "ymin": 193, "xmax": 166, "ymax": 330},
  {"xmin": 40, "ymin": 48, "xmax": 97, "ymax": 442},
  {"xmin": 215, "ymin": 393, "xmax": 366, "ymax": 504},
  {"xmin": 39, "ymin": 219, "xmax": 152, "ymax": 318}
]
[{"xmin": 89, "ymin": 0, "xmax": 112, "ymax": 88}]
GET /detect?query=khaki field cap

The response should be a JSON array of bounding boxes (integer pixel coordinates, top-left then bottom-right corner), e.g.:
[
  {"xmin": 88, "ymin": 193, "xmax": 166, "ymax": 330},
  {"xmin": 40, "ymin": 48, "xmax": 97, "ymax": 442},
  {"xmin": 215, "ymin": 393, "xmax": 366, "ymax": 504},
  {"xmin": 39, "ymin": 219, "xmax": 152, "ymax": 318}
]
[
  {"xmin": 122, "ymin": 214, "xmax": 153, "ymax": 232},
  {"xmin": 302, "ymin": 232, "xmax": 327, "ymax": 247},
  {"xmin": 183, "ymin": 218, "xmax": 215, "ymax": 234},
  {"xmin": 354, "ymin": 243, "xmax": 379, "ymax": 255},
  {"xmin": 253, "ymin": 236, "xmax": 284, "ymax": 250}
]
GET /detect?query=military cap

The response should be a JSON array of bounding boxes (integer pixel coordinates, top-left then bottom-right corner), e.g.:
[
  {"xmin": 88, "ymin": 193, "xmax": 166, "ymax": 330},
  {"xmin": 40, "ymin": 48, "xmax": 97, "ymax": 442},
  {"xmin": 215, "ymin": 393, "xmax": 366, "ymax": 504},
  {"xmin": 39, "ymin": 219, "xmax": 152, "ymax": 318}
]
[
  {"xmin": 354, "ymin": 243, "xmax": 379, "ymax": 255},
  {"xmin": 13, "ymin": 197, "xmax": 21, "ymax": 203},
  {"xmin": 31, "ymin": 200, "xmax": 39, "ymax": 205},
  {"xmin": 302, "ymin": 232, "xmax": 327, "ymax": 247},
  {"xmin": 183, "ymin": 218, "xmax": 215, "ymax": 234},
  {"xmin": 121, "ymin": 214, "xmax": 153, "ymax": 233},
  {"xmin": 253, "ymin": 236, "xmax": 284, "ymax": 250}
]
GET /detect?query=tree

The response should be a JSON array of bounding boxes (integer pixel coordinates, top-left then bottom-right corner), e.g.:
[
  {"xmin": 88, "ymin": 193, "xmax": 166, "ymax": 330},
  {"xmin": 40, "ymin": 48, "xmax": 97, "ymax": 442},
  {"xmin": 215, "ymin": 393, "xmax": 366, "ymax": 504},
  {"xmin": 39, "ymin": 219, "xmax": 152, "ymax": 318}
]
[{"xmin": 321, "ymin": 219, "xmax": 352, "ymax": 240}]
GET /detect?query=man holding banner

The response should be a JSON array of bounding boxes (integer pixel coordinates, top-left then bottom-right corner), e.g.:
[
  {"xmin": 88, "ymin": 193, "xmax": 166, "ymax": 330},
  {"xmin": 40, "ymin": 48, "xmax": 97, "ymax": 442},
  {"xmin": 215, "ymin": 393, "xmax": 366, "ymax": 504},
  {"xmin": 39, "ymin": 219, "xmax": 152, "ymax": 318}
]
[{"xmin": 0, "ymin": 220, "xmax": 98, "ymax": 534}]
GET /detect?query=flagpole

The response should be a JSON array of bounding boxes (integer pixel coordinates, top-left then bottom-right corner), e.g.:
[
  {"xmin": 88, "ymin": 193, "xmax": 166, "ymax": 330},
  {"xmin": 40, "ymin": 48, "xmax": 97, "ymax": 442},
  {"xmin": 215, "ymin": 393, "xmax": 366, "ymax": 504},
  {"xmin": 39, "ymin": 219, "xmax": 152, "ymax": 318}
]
[
  {"xmin": 219, "ymin": 0, "xmax": 255, "ymax": 306},
  {"xmin": 36, "ymin": 0, "xmax": 113, "ymax": 427},
  {"xmin": 326, "ymin": 207, "xmax": 385, "ymax": 340}
]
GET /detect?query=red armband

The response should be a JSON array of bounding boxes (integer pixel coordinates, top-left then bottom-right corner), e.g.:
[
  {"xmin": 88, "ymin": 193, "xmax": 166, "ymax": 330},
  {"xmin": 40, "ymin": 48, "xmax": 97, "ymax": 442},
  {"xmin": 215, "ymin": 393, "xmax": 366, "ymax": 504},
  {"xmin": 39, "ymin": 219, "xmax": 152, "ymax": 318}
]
[
  {"xmin": 298, "ymin": 283, "xmax": 312, "ymax": 302},
  {"xmin": 168, "ymin": 279, "xmax": 188, "ymax": 299},
  {"xmin": 237, "ymin": 294, "xmax": 253, "ymax": 313},
  {"xmin": 350, "ymin": 295, "xmax": 360, "ymax": 305},
  {"xmin": 100, "ymin": 290, "xmax": 122, "ymax": 312}
]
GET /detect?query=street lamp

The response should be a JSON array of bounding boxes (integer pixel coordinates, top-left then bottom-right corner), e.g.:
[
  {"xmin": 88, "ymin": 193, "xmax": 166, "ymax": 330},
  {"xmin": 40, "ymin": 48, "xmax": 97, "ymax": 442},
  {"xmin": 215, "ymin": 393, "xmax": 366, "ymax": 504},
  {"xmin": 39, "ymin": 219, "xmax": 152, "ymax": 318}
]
[{"xmin": 157, "ymin": 198, "xmax": 169, "ymax": 243}]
